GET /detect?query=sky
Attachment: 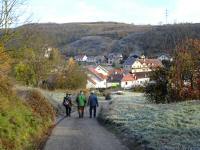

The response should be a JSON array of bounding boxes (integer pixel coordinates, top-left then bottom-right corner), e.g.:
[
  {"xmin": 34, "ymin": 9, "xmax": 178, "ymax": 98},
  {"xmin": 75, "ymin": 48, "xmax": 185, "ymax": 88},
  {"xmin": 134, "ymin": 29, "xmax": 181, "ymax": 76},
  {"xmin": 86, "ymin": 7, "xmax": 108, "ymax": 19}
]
[{"xmin": 23, "ymin": 0, "xmax": 200, "ymax": 25}]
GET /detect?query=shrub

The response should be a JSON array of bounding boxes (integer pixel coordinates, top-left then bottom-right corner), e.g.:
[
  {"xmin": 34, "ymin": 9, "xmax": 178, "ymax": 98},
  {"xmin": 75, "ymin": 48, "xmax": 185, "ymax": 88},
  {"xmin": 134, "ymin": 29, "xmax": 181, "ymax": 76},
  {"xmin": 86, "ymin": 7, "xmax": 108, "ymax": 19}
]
[
  {"xmin": 105, "ymin": 92, "xmax": 111, "ymax": 100},
  {"xmin": 14, "ymin": 62, "xmax": 36, "ymax": 86},
  {"xmin": 41, "ymin": 58, "xmax": 87, "ymax": 90},
  {"xmin": 132, "ymin": 86, "xmax": 145, "ymax": 92},
  {"xmin": 145, "ymin": 68, "xmax": 169, "ymax": 103}
]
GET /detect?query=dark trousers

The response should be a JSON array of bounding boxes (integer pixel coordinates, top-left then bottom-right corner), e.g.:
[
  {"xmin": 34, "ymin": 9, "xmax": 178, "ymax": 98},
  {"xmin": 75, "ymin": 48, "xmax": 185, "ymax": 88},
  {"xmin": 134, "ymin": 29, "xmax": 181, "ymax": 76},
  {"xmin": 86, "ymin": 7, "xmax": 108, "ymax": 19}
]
[
  {"xmin": 65, "ymin": 106, "xmax": 71, "ymax": 117},
  {"xmin": 89, "ymin": 106, "xmax": 97, "ymax": 118},
  {"xmin": 78, "ymin": 106, "xmax": 85, "ymax": 118}
]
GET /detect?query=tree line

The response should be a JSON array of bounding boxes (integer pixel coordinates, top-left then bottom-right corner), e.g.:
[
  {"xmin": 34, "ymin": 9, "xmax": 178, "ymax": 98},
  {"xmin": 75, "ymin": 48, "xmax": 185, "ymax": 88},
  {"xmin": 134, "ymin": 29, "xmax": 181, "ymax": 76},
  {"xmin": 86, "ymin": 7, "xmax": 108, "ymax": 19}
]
[
  {"xmin": 0, "ymin": 0, "xmax": 87, "ymax": 90},
  {"xmin": 145, "ymin": 39, "xmax": 200, "ymax": 103}
]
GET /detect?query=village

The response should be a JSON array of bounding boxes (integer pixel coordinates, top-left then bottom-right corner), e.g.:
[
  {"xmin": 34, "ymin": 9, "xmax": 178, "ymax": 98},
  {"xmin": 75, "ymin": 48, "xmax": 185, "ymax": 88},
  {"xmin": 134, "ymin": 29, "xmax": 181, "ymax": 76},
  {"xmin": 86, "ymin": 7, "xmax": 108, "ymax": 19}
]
[{"xmin": 71, "ymin": 52, "xmax": 172, "ymax": 89}]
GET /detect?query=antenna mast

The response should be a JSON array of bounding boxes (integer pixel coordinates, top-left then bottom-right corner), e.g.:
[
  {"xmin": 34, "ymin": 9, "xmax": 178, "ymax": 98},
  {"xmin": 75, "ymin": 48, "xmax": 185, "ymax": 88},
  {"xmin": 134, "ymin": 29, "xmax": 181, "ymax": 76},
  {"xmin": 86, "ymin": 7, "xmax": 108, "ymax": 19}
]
[{"xmin": 165, "ymin": 9, "xmax": 168, "ymax": 24}]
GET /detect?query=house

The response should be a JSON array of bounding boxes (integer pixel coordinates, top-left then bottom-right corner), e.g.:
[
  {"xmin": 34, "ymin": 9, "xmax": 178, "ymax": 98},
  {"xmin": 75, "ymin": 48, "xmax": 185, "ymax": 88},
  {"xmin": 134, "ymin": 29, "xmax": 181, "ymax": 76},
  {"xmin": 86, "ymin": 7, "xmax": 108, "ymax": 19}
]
[
  {"xmin": 74, "ymin": 55, "xmax": 87, "ymax": 62},
  {"xmin": 95, "ymin": 65, "xmax": 109, "ymax": 76},
  {"xmin": 131, "ymin": 57, "xmax": 163, "ymax": 73},
  {"xmin": 107, "ymin": 53, "xmax": 123, "ymax": 65},
  {"xmin": 120, "ymin": 72, "xmax": 150, "ymax": 89},
  {"xmin": 107, "ymin": 74, "xmax": 123, "ymax": 88},
  {"xmin": 87, "ymin": 77, "xmax": 97, "ymax": 89},
  {"xmin": 107, "ymin": 69, "xmax": 124, "ymax": 88},
  {"xmin": 133, "ymin": 72, "xmax": 150, "ymax": 87},
  {"xmin": 108, "ymin": 68, "xmax": 124, "ymax": 75},
  {"xmin": 86, "ymin": 65, "xmax": 108, "ymax": 89},
  {"xmin": 86, "ymin": 56, "xmax": 96, "ymax": 63},
  {"xmin": 123, "ymin": 56, "xmax": 137, "ymax": 71},
  {"xmin": 95, "ymin": 55, "xmax": 106, "ymax": 64},
  {"xmin": 121, "ymin": 74, "xmax": 137, "ymax": 89},
  {"xmin": 157, "ymin": 54, "xmax": 172, "ymax": 61}
]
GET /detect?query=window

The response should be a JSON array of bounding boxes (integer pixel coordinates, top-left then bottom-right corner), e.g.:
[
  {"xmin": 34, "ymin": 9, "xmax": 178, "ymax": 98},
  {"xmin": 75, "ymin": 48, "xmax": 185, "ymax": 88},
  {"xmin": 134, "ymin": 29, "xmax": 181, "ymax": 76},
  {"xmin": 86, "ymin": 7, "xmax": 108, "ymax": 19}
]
[{"xmin": 125, "ymin": 82, "xmax": 128, "ymax": 85}]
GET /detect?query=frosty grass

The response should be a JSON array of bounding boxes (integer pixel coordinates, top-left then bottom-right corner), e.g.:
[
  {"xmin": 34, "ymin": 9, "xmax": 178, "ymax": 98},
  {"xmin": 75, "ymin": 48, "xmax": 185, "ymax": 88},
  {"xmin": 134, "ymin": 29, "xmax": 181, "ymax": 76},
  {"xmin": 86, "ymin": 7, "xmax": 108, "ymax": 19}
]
[{"xmin": 100, "ymin": 92, "xmax": 200, "ymax": 150}]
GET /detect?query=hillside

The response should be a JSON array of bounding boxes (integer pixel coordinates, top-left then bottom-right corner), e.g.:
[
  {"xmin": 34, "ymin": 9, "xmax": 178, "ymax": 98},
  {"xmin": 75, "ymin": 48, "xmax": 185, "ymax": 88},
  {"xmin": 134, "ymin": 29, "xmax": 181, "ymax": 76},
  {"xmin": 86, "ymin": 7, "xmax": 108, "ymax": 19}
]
[{"xmin": 13, "ymin": 22, "xmax": 200, "ymax": 56}]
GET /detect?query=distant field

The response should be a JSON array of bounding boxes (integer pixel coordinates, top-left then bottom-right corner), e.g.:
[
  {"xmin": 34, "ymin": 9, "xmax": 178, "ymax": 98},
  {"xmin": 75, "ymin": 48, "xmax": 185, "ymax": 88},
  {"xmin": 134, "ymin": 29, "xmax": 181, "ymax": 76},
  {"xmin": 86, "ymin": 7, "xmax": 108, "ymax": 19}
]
[{"xmin": 99, "ymin": 92, "xmax": 200, "ymax": 150}]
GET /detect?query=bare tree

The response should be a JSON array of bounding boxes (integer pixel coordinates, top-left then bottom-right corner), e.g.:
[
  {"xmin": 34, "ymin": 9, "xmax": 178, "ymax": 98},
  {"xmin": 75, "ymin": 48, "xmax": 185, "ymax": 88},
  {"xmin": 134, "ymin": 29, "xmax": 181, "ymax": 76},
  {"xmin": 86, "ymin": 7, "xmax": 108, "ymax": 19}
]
[
  {"xmin": 0, "ymin": 0, "xmax": 31, "ymax": 54},
  {"xmin": 0, "ymin": 0, "xmax": 26, "ymax": 30}
]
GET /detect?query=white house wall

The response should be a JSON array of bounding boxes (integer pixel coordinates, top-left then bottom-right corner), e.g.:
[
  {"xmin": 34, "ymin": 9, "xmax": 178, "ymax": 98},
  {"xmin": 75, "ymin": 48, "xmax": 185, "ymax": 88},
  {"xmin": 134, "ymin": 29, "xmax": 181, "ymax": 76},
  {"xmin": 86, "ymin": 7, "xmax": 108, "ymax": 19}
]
[
  {"xmin": 86, "ymin": 80, "xmax": 96, "ymax": 89},
  {"xmin": 82, "ymin": 56, "xmax": 88, "ymax": 61},
  {"xmin": 121, "ymin": 78, "xmax": 150, "ymax": 89},
  {"xmin": 121, "ymin": 80, "xmax": 137, "ymax": 89},
  {"xmin": 131, "ymin": 61, "xmax": 151, "ymax": 73},
  {"xmin": 96, "ymin": 79, "xmax": 107, "ymax": 88},
  {"xmin": 135, "ymin": 78, "xmax": 150, "ymax": 86},
  {"xmin": 88, "ymin": 74, "xmax": 107, "ymax": 88}
]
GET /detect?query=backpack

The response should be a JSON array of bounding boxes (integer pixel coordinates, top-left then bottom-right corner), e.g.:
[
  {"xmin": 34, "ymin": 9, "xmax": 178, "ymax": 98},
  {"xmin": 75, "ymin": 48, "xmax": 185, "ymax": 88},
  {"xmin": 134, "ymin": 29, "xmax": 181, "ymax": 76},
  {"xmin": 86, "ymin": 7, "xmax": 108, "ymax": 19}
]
[{"xmin": 63, "ymin": 97, "xmax": 70, "ymax": 106}]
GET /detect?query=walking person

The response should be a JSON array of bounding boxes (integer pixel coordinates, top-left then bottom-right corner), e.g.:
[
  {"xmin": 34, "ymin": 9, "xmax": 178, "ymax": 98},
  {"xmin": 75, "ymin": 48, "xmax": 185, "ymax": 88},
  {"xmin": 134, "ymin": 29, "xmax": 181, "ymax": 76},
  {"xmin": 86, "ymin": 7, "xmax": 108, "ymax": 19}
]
[
  {"xmin": 63, "ymin": 93, "xmax": 72, "ymax": 117},
  {"xmin": 76, "ymin": 91, "xmax": 87, "ymax": 118},
  {"xmin": 88, "ymin": 91, "xmax": 99, "ymax": 118}
]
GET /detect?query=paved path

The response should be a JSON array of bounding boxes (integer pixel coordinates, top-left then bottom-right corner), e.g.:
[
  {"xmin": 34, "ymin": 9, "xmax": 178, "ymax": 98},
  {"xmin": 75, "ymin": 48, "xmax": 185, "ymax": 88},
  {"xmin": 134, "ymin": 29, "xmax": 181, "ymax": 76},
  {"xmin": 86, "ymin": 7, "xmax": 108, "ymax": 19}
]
[{"xmin": 44, "ymin": 106, "xmax": 128, "ymax": 150}]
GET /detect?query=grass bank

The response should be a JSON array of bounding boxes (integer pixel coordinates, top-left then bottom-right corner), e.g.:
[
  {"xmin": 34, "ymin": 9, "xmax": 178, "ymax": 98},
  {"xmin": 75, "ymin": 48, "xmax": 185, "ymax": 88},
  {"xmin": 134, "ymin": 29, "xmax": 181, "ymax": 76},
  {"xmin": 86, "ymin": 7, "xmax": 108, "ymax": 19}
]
[
  {"xmin": 0, "ymin": 87, "xmax": 55, "ymax": 150},
  {"xmin": 98, "ymin": 93, "xmax": 200, "ymax": 150}
]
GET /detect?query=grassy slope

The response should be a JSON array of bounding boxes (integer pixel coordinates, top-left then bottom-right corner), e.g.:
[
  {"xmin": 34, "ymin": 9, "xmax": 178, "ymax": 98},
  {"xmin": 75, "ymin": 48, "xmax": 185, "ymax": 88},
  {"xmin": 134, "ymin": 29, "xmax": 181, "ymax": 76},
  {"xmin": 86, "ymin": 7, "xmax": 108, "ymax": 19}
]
[
  {"xmin": 0, "ymin": 89, "xmax": 55, "ymax": 150},
  {"xmin": 99, "ymin": 93, "xmax": 200, "ymax": 150}
]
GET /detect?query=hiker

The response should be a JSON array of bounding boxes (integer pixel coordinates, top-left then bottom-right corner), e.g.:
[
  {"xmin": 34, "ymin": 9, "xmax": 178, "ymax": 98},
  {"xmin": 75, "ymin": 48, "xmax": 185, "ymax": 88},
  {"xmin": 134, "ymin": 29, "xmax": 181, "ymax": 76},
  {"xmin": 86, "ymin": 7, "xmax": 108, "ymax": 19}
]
[
  {"xmin": 88, "ymin": 91, "xmax": 99, "ymax": 118},
  {"xmin": 63, "ymin": 93, "xmax": 72, "ymax": 117},
  {"xmin": 76, "ymin": 91, "xmax": 87, "ymax": 118}
]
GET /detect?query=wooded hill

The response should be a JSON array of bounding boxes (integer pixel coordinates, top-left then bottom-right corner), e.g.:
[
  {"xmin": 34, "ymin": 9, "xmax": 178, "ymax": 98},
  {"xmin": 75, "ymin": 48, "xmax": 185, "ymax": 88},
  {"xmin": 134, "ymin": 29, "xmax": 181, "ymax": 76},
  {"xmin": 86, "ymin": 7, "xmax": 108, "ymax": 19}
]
[{"xmin": 12, "ymin": 22, "xmax": 200, "ymax": 57}]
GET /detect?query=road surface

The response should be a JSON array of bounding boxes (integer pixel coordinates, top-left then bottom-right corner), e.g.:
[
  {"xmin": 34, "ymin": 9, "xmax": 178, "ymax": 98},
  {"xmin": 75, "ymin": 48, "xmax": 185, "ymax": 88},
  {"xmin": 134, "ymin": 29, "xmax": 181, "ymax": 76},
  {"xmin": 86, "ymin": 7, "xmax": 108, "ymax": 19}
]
[{"xmin": 44, "ymin": 106, "xmax": 128, "ymax": 150}]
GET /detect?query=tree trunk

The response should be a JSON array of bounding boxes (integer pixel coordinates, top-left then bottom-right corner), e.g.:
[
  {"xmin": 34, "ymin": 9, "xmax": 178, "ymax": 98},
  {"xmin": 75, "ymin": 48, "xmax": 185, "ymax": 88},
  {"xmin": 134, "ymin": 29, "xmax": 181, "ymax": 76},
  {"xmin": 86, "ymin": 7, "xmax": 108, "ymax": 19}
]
[{"xmin": 190, "ymin": 74, "xmax": 193, "ymax": 90}]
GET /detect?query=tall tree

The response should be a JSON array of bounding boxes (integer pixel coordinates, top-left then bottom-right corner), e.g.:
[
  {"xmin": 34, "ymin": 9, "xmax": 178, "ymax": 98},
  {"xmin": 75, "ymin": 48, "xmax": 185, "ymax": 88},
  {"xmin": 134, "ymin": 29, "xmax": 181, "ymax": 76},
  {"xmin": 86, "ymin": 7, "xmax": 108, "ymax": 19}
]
[{"xmin": 170, "ymin": 39, "xmax": 200, "ymax": 98}]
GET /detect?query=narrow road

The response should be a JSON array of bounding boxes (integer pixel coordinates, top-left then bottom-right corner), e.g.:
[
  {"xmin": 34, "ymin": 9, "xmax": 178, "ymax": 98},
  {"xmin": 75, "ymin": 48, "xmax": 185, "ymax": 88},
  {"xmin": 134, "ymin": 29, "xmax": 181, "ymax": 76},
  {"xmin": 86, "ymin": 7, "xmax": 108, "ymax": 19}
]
[{"xmin": 44, "ymin": 106, "xmax": 128, "ymax": 150}]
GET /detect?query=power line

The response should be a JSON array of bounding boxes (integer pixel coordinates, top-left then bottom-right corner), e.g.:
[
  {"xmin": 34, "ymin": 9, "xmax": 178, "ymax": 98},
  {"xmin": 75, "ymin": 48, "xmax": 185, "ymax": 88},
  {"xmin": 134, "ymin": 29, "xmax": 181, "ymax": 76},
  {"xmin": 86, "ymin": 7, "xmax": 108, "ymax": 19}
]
[{"xmin": 165, "ymin": 9, "xmax": 168, "ymax": 24}]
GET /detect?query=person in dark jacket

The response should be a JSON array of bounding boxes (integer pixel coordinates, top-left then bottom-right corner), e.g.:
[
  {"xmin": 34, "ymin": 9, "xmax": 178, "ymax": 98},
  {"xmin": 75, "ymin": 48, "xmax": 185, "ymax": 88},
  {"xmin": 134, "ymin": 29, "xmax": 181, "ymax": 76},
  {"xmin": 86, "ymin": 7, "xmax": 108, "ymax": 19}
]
[
  {"xmin": 88, "ymin": 91, "xmax": 99, "ymax": 118},
  {"xmin": 63, "ymin": 93, "xmax": 72, "ymax": 117}
]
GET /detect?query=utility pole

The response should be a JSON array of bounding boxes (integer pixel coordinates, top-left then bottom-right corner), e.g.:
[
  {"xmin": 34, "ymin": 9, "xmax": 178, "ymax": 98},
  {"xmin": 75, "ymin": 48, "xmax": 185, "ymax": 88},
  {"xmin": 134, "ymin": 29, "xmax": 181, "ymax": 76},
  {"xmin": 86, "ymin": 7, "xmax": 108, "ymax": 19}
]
[{"xmin": 165, "ymin": 8, "xmax": 168, "ymax": 24}]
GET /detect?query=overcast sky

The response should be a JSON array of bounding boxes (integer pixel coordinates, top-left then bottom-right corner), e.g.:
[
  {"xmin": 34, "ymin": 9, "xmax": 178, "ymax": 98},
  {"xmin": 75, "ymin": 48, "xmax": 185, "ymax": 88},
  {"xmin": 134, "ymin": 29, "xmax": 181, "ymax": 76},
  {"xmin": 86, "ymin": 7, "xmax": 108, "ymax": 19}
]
[{"xmin": 25, "ymin": 0, "xmax": 200, "ymax": 25}]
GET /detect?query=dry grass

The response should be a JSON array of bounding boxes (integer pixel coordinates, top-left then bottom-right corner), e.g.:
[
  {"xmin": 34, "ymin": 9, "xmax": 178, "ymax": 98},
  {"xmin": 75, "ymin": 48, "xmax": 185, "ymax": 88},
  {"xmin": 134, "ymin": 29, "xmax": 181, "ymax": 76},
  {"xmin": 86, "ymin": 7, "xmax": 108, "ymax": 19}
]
[{"xmin": 24, "ymin": 90, "xmax": 55, "ymax": 122}]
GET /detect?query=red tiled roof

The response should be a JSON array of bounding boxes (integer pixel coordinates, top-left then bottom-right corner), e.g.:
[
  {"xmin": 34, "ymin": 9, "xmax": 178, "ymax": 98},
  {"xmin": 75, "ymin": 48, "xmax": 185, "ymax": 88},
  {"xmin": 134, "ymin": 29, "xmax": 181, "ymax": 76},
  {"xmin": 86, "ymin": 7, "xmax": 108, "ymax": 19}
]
[
  {"xmin": 88, "ymin": 77, "xmax": 96, "ymax": 85},
  {"xmin": 88, "ymin": 67, "xmax": 108, "ymax": 80},
  {"xmin": 108, "ymin": 68, "xmax": 124, "ymax": 75},
  {"xmin": 133, "ymin": 72, "xmax": 149, "ymax": 79},
  {"xmin": 122, "ymin": 74, "xmax": 136, "ymax": 81},
  {"xmin": 138, "ymin": 59, "xmax": 163, "ymax": 68}
]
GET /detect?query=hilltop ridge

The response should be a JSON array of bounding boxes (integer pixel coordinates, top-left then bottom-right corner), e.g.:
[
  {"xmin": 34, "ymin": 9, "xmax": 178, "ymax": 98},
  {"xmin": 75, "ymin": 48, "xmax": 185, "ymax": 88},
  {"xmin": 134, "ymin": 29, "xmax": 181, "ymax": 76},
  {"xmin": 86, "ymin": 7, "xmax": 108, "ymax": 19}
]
[{"xmin": 13, "ymin": 22, "xmax": 200, "ymax": 56}]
